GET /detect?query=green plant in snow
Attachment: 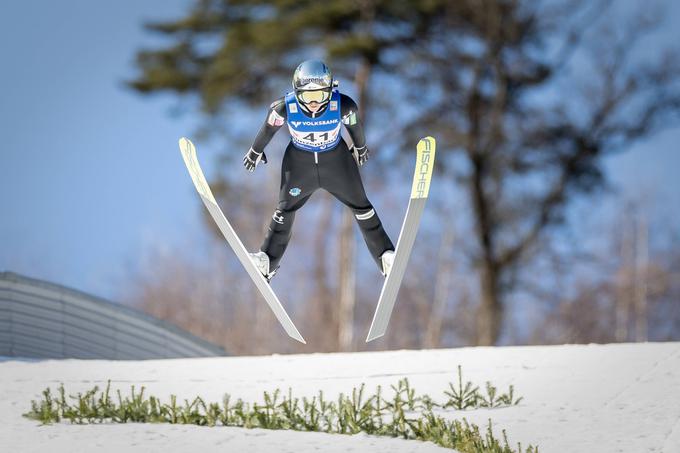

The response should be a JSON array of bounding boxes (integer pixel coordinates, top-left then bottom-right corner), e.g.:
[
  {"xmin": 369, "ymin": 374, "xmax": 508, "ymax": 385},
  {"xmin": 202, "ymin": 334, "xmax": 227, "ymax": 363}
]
[
  {"xmin": 444, "ymin": 366, "xmax": 524, "ymax": 410},
  {"xmin": 24, "ymin": 371, "xmax": 535, "ymax": 453}
]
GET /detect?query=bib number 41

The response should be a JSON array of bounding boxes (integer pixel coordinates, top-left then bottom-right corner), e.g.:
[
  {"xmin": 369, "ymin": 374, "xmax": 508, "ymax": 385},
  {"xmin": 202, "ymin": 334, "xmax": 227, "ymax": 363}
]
[{"xmin": 302, "ymin": 132, "xmax": 329, "ymax": 142}]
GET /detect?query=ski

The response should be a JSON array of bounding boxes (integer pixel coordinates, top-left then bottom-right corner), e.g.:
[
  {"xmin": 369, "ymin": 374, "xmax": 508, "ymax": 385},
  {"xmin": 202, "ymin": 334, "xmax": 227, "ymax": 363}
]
[
  {"xmin": 178, "ymin": 137, "xmax": 306, "ymax": 344},
  {"xmin": 366, "ymin": 136, "xmax": 436, "ymax": 342}
]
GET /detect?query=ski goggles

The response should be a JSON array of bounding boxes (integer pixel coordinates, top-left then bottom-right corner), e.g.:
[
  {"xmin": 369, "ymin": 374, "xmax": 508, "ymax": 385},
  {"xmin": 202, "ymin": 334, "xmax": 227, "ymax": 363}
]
[{"xmin": 297, "ymin": 89, "xmax": 331, "ymax": 104}]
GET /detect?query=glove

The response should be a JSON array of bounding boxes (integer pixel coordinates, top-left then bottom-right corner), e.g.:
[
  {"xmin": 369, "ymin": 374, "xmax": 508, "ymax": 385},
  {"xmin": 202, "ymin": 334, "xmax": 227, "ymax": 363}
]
[
  {"xmin": 355, "ymin": 145, "xmax": 369, "ymax": 166},
  {"xmin": 243, "ymin": 147, "xmax": 267, "ymax": 172}
]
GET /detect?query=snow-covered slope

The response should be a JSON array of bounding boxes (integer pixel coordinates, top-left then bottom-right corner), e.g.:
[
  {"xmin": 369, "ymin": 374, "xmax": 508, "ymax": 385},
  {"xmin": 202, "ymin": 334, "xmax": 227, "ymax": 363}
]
[{"xmin": 1, "ymin": 342, "xmax": 679, "ymax": 453}]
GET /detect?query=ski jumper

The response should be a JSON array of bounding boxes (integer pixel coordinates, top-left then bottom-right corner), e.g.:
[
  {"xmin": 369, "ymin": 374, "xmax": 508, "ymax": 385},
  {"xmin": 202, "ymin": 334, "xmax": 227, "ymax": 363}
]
[{"xmin": 249, "ymin": 90, "xmax": 394, "ymax": 270}]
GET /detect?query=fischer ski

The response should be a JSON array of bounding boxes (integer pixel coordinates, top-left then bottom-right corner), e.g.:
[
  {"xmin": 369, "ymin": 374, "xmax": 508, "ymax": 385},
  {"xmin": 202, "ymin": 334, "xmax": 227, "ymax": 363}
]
[
  {"xmin": 178, "ymin": 137, "xmax": 306, "ymax": 344},
  {"xmin": 366, "ymin": 136, "xmax": 436, "ymax": 342}
]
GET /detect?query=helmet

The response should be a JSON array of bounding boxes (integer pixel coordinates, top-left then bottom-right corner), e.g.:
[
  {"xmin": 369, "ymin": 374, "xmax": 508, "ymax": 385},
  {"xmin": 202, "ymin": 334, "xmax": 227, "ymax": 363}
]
[{"xmin": 292, "ymin": 60, "xmax": 334, "ymax": 108}]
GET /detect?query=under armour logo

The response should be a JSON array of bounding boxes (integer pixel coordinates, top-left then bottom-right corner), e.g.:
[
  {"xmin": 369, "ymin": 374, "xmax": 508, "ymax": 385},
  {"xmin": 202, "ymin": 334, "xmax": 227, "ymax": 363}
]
[{"xmin": 273, "ymin": 210, "xmax": 285, "ymax": 224}]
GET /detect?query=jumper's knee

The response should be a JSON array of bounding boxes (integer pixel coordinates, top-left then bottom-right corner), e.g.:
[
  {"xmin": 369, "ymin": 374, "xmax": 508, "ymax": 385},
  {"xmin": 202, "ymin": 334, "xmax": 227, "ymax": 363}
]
[
  {"xmin": 272, "ymin": 202, "xmax": 301, "ymax": 224},
  {"xmin": 354, "ymin": 207, "xmax": 375, "ymax": 221}
]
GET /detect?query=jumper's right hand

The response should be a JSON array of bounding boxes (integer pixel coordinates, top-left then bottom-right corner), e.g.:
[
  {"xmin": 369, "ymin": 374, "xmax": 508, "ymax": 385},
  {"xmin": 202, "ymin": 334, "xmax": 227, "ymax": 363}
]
[
  {"xmin": 355, "ymin": 145, "xmax": 369, "ymax": 166},
  {"xmin": 243, "ymin": 148, "xmax": 267, "ymax": 172}
]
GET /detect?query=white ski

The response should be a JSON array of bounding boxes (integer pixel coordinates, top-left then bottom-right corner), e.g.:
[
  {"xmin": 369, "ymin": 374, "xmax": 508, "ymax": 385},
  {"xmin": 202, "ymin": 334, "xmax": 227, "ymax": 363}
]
[
  {"xmin": 366, "ymin": 136, "xmax": 436, "ymax": 342},
  {"xmin": 178, "ymin": 137, "xmax": 306, "ymax": 344}
]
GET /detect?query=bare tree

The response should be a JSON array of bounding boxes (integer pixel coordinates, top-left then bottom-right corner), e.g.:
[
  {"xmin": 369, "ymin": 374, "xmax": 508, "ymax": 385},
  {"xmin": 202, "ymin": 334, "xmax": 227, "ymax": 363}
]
[
  {"xmin": 530, "ymin": 197, "xmax": 680, "ymax": 344},
  {"xmin": 424, "ymin": 226, "xmax": 455, "ymax": 348},
  {"xmin": 396, "ymin": 1, "xmax": 680, "ymax": 345}
]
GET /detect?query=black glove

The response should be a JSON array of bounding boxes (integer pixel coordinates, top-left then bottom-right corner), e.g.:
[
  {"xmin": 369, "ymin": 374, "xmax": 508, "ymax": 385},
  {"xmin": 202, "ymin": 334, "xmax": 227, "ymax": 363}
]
[
  {"xmin": 243, "ymin": 147, "xmax": 267, "ymax": 172},
  {"xmin": 355, "ymin": 145, "xmax": 369, "ymax": 166}
]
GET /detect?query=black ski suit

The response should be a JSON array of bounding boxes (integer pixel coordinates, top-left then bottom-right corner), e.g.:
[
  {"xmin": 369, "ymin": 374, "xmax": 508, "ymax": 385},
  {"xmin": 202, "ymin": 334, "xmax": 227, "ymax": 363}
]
[{"xmin": 249, "ymin": 93, "xmax": 394, "ymax": 271}]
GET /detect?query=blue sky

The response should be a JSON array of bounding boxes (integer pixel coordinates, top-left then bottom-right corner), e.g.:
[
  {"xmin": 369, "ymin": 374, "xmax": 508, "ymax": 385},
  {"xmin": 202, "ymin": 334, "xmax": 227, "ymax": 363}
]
[
  {"xmin": 0, "ymin": 0, "xmax": 200, "ymax": 297},
  {"xmin": 1, "ymin": 0, "xmax": 679, "ymax": 301}
]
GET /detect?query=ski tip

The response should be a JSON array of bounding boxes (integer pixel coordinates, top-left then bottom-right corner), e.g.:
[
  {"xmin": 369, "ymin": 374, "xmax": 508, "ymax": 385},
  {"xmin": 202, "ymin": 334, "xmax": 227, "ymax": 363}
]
[
  {"xmin": 365, "ymin": 330, "xmax": 384, "ymax": 343},
  {"xmin": 411, "ymin": 136, "xmax": 436, "ymax": 199},
  {"xmin": 179, "ymin": 136, "xmax": 192, "ymax": 148},
  {"xmin": 290, "ymin": 333, "xmax": 307, "ymax": 344},
  {"xmin": 283, "ymin": 322, "xmax": 306, "ymax": 344},
  {"xmin": 419, "ymin": 136, "xmax": 436, "ymax": 145}
]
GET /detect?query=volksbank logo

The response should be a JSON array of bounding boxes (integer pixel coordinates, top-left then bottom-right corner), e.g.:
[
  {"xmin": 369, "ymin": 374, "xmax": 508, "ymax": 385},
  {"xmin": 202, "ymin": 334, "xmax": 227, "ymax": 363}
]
[
  {"xmin": 415, "ymin": 139, "xmax": 432, "ymax": 198},
  {"xmin": 290, "ymin": 119, "xmax": 339, "ymax": 128}
]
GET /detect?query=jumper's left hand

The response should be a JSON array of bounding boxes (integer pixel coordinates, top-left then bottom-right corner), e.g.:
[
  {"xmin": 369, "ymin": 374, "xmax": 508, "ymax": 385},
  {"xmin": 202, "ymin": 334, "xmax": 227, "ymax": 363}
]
[{"xmin": 355, "ymin": 145, "xmax": 369, "ymax": 166}]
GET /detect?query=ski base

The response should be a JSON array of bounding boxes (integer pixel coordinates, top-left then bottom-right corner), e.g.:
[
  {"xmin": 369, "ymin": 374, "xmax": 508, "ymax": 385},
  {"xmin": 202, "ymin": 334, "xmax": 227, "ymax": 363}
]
[
  {"xmin": 179, "ymin": 137, "xmax": 306, "ymax": 344},
  {"xmin": 366, "ymin": 136, "xmax": 436, "ymax": 342}
]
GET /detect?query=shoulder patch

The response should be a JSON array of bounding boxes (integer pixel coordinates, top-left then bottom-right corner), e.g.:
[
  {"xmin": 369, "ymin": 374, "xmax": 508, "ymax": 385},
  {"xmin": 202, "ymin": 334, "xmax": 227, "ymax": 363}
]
[
  {"xmin": 342, "ymin": 110, "xmax": 357, "ymax": 126},
  {"xmin": 267, "ymin": 109, "xmax": 284, "ymax": 127},
  {"xmin": 289, "ymin": 102, "xmax": 298, "ymax": 113}
]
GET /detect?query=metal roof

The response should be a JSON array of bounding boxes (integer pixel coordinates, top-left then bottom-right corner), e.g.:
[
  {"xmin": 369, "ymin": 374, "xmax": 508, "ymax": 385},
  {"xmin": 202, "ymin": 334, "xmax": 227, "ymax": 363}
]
[{"xmin": 0, "ymin": 272, "xmax": 225, "ymax": 359}]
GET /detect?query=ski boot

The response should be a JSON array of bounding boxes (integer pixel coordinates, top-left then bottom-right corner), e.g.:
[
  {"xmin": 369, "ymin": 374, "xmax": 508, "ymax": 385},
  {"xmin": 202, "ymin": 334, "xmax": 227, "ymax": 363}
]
[
  {"xmin": 249, "ymin": 251, "xmax": 277, "ymax": 282},
  {"xmin": 380, "ymin": 250, "xmax": 395, "ymax": 277}
]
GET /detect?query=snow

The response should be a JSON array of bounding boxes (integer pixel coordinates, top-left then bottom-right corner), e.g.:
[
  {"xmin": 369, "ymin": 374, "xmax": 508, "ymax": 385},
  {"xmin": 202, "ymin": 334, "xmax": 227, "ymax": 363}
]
[{"xmin": 1, "ymin": 342, "xmax": 679, "ymax": 453}]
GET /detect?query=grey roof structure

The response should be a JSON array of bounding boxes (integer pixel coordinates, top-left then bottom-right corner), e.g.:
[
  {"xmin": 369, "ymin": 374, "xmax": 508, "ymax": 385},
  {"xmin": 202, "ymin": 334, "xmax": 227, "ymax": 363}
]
[{"xmin": 0, "ymin": 271, "xmax": 225, "ymax": 359}]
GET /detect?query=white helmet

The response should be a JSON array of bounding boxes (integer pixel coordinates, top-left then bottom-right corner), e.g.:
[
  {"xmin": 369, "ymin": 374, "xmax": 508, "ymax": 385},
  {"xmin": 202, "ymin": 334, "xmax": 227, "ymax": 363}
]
[{"xmin": 292, "ymin": 59, "xmax": 335, "ymax": 108}]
